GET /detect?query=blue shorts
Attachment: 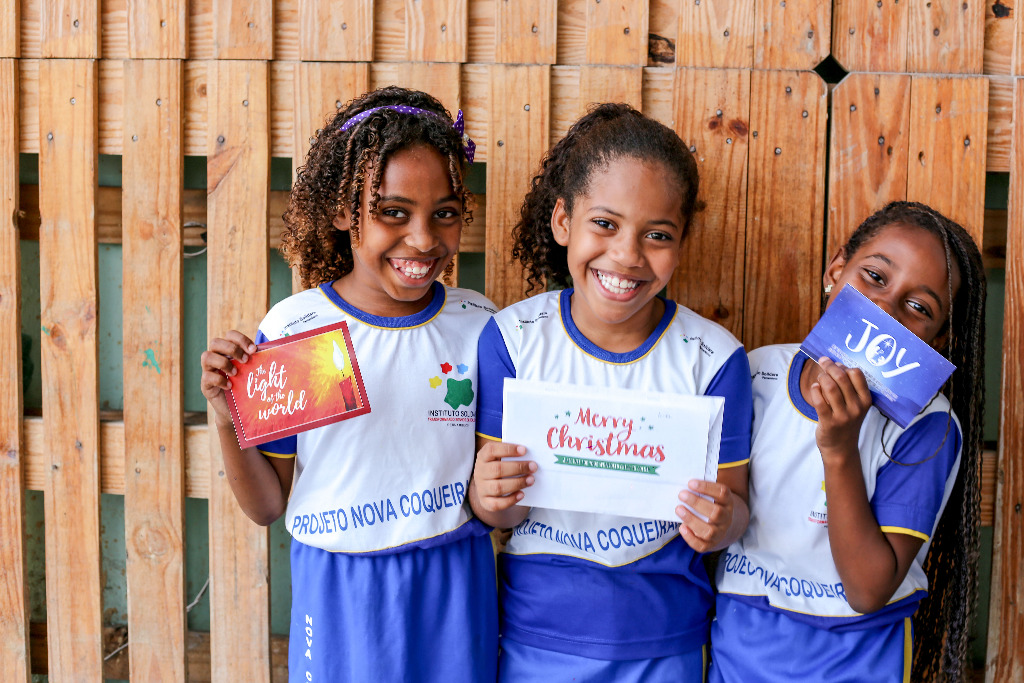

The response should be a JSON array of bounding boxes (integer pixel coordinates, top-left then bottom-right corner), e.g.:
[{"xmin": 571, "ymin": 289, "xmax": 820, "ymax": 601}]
[
  {"xmin": 288, "ymin": 533, "xmax": 498, "ymax": 682},
  {"xmin": 499, "ymin": 637, "xmax": 707, "ymax": 683},
  {"xmin": 709, "ymin": 597, "xmax": 911, "ymax": 683}
]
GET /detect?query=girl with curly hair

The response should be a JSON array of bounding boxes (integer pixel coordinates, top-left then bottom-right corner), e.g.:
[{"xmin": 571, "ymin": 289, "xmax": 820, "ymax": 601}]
[{"xmin": 201, "ymin": 86, "xmax": 498, "ymax": 682}]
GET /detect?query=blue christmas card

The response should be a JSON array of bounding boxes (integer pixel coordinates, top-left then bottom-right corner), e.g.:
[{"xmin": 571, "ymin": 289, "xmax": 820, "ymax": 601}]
[{"xmin": 799, "ymin": 284, "xmax": 955, "ymax": 428}]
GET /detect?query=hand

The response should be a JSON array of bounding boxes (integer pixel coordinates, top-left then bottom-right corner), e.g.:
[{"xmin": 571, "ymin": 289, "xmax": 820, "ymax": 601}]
[
  {"xmin": 808, "ymin": 357, "xmax": 873, "ymax": 457},
  {"xmin": 676, "ymin": 479, "xmax": 736, "ymax": 553},
  {"xmin": 200, "ymin": 331, "xmax": 258, "ymax": 424},
  {"xmin": 470, "ymin": 441, "xmax": 536, "ymax": 514}
]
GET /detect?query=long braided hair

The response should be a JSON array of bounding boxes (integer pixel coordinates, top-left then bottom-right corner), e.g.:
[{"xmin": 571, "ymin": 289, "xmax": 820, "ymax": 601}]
[
  {"xmin": 511, "ymin": 102, "xmax": 701, "ymax": 293},
  {"xmin": 282, "ymin": 86, "xmax": 472, "ymax": 289},
  {"xmin": 843, "ymin": 201, "xmax": 986, "ymax": 681}
]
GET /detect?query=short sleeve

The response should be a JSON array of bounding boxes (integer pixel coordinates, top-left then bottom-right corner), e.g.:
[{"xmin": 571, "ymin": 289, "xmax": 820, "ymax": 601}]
[
  {"xmin": 475, "ymin": 317, "xmax": 516, "ymax": 439},
  {"xmin": 871, "ymin": 411, "xmax": 962, "ymax": 540},
  {"xmin": 703, "ymin": 346, "xmax": 753, "ymax": 467}
]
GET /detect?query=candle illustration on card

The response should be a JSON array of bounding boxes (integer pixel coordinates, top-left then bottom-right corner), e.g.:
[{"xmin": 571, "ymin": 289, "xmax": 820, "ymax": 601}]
[{"xmin": 227, "ymin": 321, "xmax": 371, "ymax": 448}]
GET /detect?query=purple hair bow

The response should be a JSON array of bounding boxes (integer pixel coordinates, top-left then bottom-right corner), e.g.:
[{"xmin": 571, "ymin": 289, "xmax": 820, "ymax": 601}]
[{"xmin": 340, "ymin": 105, "xmax": 476, "ymax": 163}]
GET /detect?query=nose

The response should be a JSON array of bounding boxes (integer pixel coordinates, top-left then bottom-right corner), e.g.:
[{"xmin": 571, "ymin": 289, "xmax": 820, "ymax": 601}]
[
  {"xmin": 404, "ymin": 217, "xmax": 439, "ymax": 252},
  {"xmin": 870, "ymin": 294, "xmax": 898, "ymax": 318},
  {"xmin": 608, "ymin": 231, "xmax": 644, "ymax": 268}
]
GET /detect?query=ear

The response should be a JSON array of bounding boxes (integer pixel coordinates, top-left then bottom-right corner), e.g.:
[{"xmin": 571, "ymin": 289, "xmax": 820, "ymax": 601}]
[
  {"xmin": 551, "ymin": 198, "xmax": 571, "ymax": 247},
  {"xmin": 929, "ymin": 328, "xmax": 950, "ymax": 353},
  {"xmin": 823, "ymin": 247, "xmax": 846, "ymax": 291},
  {"xmin": 332, "ymin": 211, "xmax": 349, "ymax": 233}
]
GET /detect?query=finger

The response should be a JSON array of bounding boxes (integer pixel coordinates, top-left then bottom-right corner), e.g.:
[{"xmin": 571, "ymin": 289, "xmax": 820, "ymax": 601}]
[
  {"xmin": 200, "ymin": 369, "xmax": 232, "ymax": 395},
  {"xmin": 846, "ymin": 366, "xmax": 873, "ymax": 408},
  {"xmin": 200, "ymin": 349, "xmax": 241, "ymax": 377},
  {"xmin": 206, "ymin": 338, "xmax": 251, "ymax": 365},
  {"xmin": 223, "ymin": 330, "xmax": 258, "ymax": 356},
  {"xmin": 808, "ymin": 382, "xmax": 832, "ymax": 419},
  {"xmin": 484, "ymin": 489, "xmax": 526, "ymax": 511},
  {"xmin": 818, "ymin": 359, "xmax": 863, "ymax": 414},
  {"xmin": 677, "ymin": 518, "xmax": 712, "ymax": 553},
  {"xmin": 478, "ymin": 442, "xmax": 527, "ymax": 463},
  {"xmin": 686, "ymin": 479, "xmax": 730, "ymax": 503},
  {"xmin": 489, "ymin": 459, "xmax": 538, "ymax": 480},
  {"xmin": 482, "ymin": 473, "xmax": 535, "ymax": 498}
]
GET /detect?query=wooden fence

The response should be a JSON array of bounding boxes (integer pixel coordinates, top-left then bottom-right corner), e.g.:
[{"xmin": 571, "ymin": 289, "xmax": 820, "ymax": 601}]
[{"xmin": 0, "ymin": 1, "xmax": 1021, "ymax": 681}]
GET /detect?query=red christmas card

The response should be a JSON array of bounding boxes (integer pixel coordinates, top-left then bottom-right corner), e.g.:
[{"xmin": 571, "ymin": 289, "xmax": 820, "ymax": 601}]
[{"xmin": 226, "ymin": 321, "xmax": 371, "ymax": 449}]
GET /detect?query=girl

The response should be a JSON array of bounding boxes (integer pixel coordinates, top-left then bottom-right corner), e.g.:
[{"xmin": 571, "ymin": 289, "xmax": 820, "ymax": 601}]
[
  {"xmin": 200, "ymin": 87, "xmax": 498, "ymax": 682},
  {"xmin": 469, "ymin": 103, "xmax": 753, "ymax": 681},
  {"xmin": 710, "ymin": 202, "xmax": 986, "ymax": 682}
]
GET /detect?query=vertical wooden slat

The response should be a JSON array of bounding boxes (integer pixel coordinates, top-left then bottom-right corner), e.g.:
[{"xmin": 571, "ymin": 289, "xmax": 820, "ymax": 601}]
[
  {"xmin": 206, "ymin": 59, "xmax": 272, "ymax": 683},
  {"xmin": 38, "ymin": 57, "xmax": 102, "ymax": 682},
  {"xmin": 826, "ymin": 72, "xmax": 911, "ymax": 256},
  {"xmin": 122, "ymin": 58, "xmax": 186, "ymax": 683},
  {"xmin": 907, "ymin": 0, "xmax": 984, "ymax": 74},
  {"xmin": 127, "ymin": 0, "xmax": 188, "ymax": 58},
  {"xmin": 830, "ymin": 0, "xmax": 907, "ymax": 72},
  {"xmin": 986, "ymin": 77, "xmax": 1024, "ymax": 683},
  {"xmin": 0, "ymin": 0, "xmax": 18, "ymax": 57},
  {"xmin": 669, "ymin": 67, "xmax": 749, "ymax": 339},
  {"xmin": 0, "ymin": 57, "xmax": 28, "ymax": 683},
  {"xmin": 677, "ymin": 1, "xmax": 754, "ymax": 68},
  {"xmin": 486, "ymin": 64, "xmax": 549, "ymax": 309},
  {"xmin": 406, "ymin": 0, "xmax": 466, "ymax": 63},
  {"xmin": 753, "ymin": 0, "xmax": 830, "ymax": 70},
  {"xmin": 586, "ymin": 0, "xmax": 648, "ymax": 66},
  {"xmin": 41, "ymin": 0, "xmax": 99, "ymax": 58},
  {"xmin": 906, "ymin": 76, "xmax": 988, "ymax": 244},
  {"xmin": 213, "ymin": 0, "xmax": 273, "ymax": 60},
  {"xmin": 495, "ymin": 0, "xmax": 557, "ymax": 65},
  {"xmin": 392, "ymin": 61, "xmax": 462, "ymax": 112},
  {"xmin": 298, "ymin": 0, "xmax": 374, "ymax": 62},
  {"xmin": 743, "ymin": 70, "xmax": 826, "ymax": 349},
  {"xmin": 578, "ymin": 65, "xmax": 642, "ymax": 112}
]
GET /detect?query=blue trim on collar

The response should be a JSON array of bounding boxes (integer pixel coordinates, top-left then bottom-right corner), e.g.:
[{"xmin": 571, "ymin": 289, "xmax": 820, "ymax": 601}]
[
  {"xmin": 318, "ymin": 281, "xmax": 446, "ymax": 328},
  {"xmin": 559, "ymin": 288, "xmax": 676, "ymax": 363},
  {"xmin": 789, "ymin": 351, "xmax": 818, "ymax": 421}
]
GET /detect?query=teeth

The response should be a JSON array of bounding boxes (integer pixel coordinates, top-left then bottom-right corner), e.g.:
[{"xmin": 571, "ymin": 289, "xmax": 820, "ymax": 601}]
[
  {"xmin": 596, "ymin": 270, "xmax": 639, "ymax": 294},
  {"xmin": 392, "ymin": 260, "xmax": 433, "ymax": 279}
]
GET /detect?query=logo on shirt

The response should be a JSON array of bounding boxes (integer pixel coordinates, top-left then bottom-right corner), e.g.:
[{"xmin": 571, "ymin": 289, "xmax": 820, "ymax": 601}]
[
  {"xmin": 514, "ymin": 311, "xmax": 551, "ymax": 330},
  {"xmin": 459, "ymin": 299, "xmax": 497, "ymax": 314},
  {"xmin": 808, "ymin": 480, "xmax": 828, "ymax": 525},
  {"xmin": 681, "ymin": 334, "xmax": 714, "ymax": 357},
  {"xmin": 754, "ymin": 370, "xmax": 780, "ymax": 381},
  {"xmin": 427, "ymin": 360, "xmax": 475, "ymax": 425}
]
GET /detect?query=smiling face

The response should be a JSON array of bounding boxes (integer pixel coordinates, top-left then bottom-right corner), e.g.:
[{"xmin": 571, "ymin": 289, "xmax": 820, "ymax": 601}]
[
  {"xmin": 332, "ymin": 144, "xmax": 462, "ymax": 317},
  {"xmin": 552, "ymin": 156, "xmax": 685, "ymax": 351},
  {"xmin": 824, "ymin": 221, "xmax": 961, "ymax": 350}
]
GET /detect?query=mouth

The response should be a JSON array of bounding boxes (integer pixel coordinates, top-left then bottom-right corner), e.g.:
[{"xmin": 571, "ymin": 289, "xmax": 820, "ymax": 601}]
[
  {"xmin": 593, "ymin": 269, "xmax": 642, "ymax": 296},
  {"xmin": 389, "ymin": 257, "xmax": 437, "ymax": 281}
]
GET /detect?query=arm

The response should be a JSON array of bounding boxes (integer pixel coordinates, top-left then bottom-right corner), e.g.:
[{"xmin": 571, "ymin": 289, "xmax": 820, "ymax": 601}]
[
  {"xmin": 811, "ymin": 357, "xmax": 921, "ymax": 614},
  {"xmin": 201, "ymin": 331, "xmax": 294, "ymax": 525},
  {"xmin": 468, "ymin": 435, "xmax": 535, "ymax": 529}
]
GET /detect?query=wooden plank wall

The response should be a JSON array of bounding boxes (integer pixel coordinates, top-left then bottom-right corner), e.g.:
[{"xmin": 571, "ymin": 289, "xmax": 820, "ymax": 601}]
[{"xmin": 3, "ymin": 0, "xmax": 1023, "ymax": 680}]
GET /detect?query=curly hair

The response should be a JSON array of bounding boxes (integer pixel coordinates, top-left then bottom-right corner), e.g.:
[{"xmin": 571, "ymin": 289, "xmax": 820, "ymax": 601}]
[
  {"xmin": 282, "ymin": 86, "xmax": 472, "ymax": 289},
  {"xmin": 843, "ymin": 201, "xmax": 986, "ymax": 682},
  {"xmin": 511, "ymin": 103, "xmax": 701, "ymax": 294}
]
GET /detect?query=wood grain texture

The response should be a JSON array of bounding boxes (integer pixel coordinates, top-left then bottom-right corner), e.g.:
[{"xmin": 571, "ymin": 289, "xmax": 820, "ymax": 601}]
[
  {"xmin": 743, "ymin": 69, "xmax": 826, "ymax": 349},
  {"xmin": 127, "ymin": 0, "xmax": 187, "ymax": 58},
  {"xmin": 586, "ymin": 0, "xmax": 648, "ymax": 65},
  {"xmin": 485, "ymin": 65, "xmax": 549, "ymax": 309},
  {"xmin": 370, "ymin": 61, "xmax": 461, "ymax": 113},
  {"xmin": 988, "ymin": 75, "xmax": 1014, "ymax": 172},
  {"xmin": 826, "ymin": 73, "xmax": 911, "ymax": 257},
  {"xmin": 37, "ymin": 58, "xmax": 102, "ymax": 682},
  {"xmin": 298, "ymin": 0, "xmax": 373, "ymax": 61},
  {"xmin": 906, "ymin": 75, "xmax": 988, "ymax": 245},
  {"xmin": 831, "ymin": 0, "xmax": 908, "ymax": 72},
  {"xmin": 578, "ymin": 65, "xmax": 642, "ymax": 112},
  {"xmin": 206, "ymin": 59, "xmax": 272, "ymax": 683},
  {"xmin": 292, "ymin": 62, "xmax": 371, "ymax": 172},
  {"xmin": 0, "ymin": 58, "xmax": 28, "ymax": 683},
  {"xmin": 495, "ymin": 0, "xmax": 556, "ymax": 64},
  {"xmin": 668, "ymin": 67, "xmax": 749, "ymax": 339},
  {"xmin": 677, "ymin": 0, "xmax": 753, "ymax": 68},
  {"xmin": 985, "ymin": 76, "xmax": 1024, "ymax": 683},
  {"xmin": 983, "ymin": 0, "xmax": 1017, "ymax": 76},
  {"xmin": 907, "ymin": 0, "xmax": 984, "ymax": 74},
  {"xmin": 406, "ymin": 0, "xmax": 466, "ymax": 62},
  {"xmin": 40, "ymin": 0, "xmax": 99, "ymax": 58},
  {"xmin": 0, "ymin": 0, "xmax": 18, "ymax": 56},
  {"xmin": 213, "ymin": 0, "xmax": 272, "ymax": 59},
  {"xmin": 754, "ymin": 0, "xmax": 830, "ymax": 70},
  {"xmin": 122, "ymin": 59, "xmax": 186, "ymax": 683}
]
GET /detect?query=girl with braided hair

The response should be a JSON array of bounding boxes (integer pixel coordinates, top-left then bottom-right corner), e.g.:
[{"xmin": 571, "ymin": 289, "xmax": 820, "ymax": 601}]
[
  {"xmin": 710, "ymin": 201, "xmax": 986, "ymax": 682},
  {"xmin": 200, "ymin": 87, "xmax": 498, "ymax": 681},
  {"xmin": 470, "ymin": 103, "xmax": 754, "ymax": 681}
]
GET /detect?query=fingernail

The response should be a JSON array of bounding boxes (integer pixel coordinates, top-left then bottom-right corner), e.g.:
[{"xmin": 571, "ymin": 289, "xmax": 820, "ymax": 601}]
[
  {"xmin": 528, "ymin": 462, "xmax": 538, "ymax": 472},
  {"xmin": 241, "ymin": 354, "xmax": 249, "ymax": 363},
  {"xmin": 516, "ymin": 492, "xmax": 524, "ymax": 501},
  {"xmin": 525, "ymin": 476, "xmax": 535, "ymax": 486},
  {"xmin": 517, "ymin": 446, "xmax": 527, "ymax": 455},
  {"xmin": 249, "ymin": 345, "xmax": 257, "ymax": 353}
]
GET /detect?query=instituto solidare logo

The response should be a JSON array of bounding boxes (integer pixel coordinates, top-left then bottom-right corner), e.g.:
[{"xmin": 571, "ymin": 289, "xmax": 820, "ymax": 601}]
[{"xmin": 427, "ymin": 360, "xmax": 475, "ymax": 425}]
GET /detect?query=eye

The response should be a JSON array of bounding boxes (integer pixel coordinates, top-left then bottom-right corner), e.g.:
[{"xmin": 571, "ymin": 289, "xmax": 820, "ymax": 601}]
[
  {"xmin": 434, "ymin": 207, "xmax": 460, "ymax": 220},
  {"xmin": 381, "ymin": 207, "xmax": 407, "ymax": 219},
  {"xmin": 905, "ymin": 299, "xmax": 933, "ymax": 318},
  {"xmin": 592, "ymin": 218, "xmax": 614, "ymax": 230},
  {"xmin": 646, "ymin": 230, "xmax": 674, "ymax": 242},
  {"xmin": 862, "ymin": 268, "xmax": 884, "ymax": 284}
]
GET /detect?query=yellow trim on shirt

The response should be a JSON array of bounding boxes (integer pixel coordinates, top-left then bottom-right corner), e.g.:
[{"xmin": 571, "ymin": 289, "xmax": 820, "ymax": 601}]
[
  {"xmin": 558, "ymin": 293, "xmax": 677, "ymax": 365},
  {"xmin": 476, "ymin": 432, "xmax": 502, "ymax": 441},
  {"xmin": 318, "ymin": 285, "xmax": 446, "ymax": 330},
  {"xmin": 880, "ymin": 526, "xmax": 930, "ymax": 542},
  {"xmin": 902, "ymin": 617, "xmax": 912, "ymax": 683},
  {"xmin": 259, "ymin": 450, "xmax": 297, "ymax": 459},
  {"xmin": 718, "ymin": 458, "xmax": 749, "ymax": 469}
]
